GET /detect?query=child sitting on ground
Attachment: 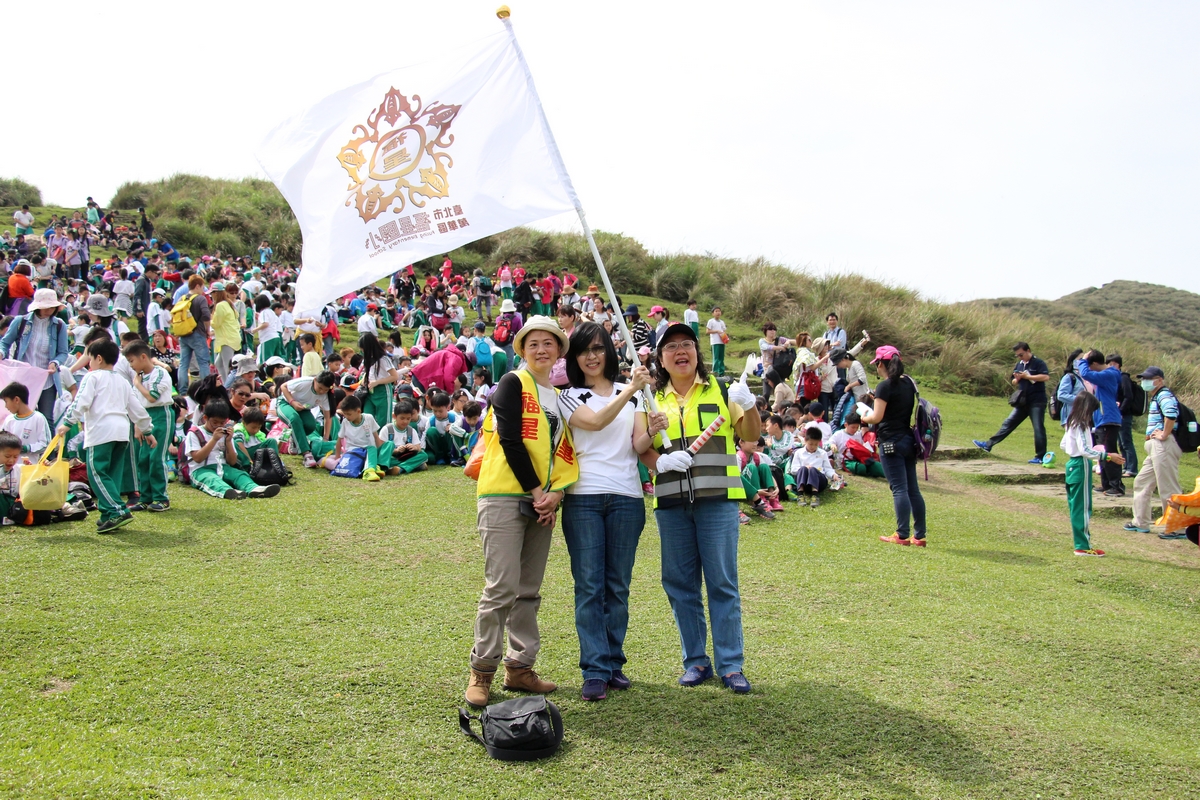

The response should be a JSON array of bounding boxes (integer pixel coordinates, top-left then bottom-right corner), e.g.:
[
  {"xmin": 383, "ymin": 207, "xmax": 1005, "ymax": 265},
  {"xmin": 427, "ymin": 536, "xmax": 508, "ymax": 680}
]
[
  {"xmin": 801, "ymin": 401, "xmax": 832, "ymax": 441},
  {"xmin": 326, "ymin": 395, "xmax": 386, "ymax": 481},
  {"xmin": 377, "ymin": 398, "xmax": 428, "ymax": 475},
  {"xmin": 421, "ymin": 391, "xmax": 464, "ymax": 466},
  {"xmin": 185, "ymin": 400, "xmax": 281, "ymax": 500},
  {"xmin": 789, "ymin": 426, "xmax": 838, "ymax": 508},
  {"xmin": 460, "ymin": 401, "xmax": 483, "ymax": 452},
  {"xmin": 0, "ymin": 432, "xmax": 88, "ymax": 526},
  {"xmin": 831, "ymin": 412, "xmax": 884, "ymax": 478},
  {"xmin": 0, "ymin": 382, "xmax": 51, "ymax": 458},
  {"xmin": 233, "ymin": 407, "xmax": 280, "ymax": 469},
  {"xmin": 737, "ymin": 436, "xmax": 780, "ymax": 519}
]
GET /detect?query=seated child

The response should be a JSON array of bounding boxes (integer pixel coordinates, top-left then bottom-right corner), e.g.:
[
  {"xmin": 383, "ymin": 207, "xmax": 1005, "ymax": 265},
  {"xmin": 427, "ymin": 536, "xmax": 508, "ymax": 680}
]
[
  {"xmin": 186, "ymin": 400, "xmax": 281, "ymax": 499},
  {"xmin": 789, "ymin": 426, "xmax": 837, "ymax": 508},
  {"xmin": 377, "ymin": 397, "xmax": 429, "ymax": 475},
  {"xmin": 461, "ymin": 401, "xmax": 483, "ymax": 453},
  {"xmin": 0, "ymin": 432, "xmax": 88, "ymax": 526},
  {"xmin": 831, "ymin": 412, "xmax": 884, "ymax": 478},
  {"xmin": 801, "ymin": 401, "xmax": 833, "ymax": 442},
  {"xmin": 0, "ymin": 382, "xmax": 51, "ymax": 458},
  {"xmin": 737, "ymin": 436, "xmax": 780, "ymax": 518},
  {"xmin": 324, "ymin": 395, "xmax": 386, "ymax": 481},
  {"xmin": 233, "ymin": 407, "xmax": 281, "ymax": 469},
  {"xmin": 421, "ymin": 390, "xmax": 464, "ymax": 466}
]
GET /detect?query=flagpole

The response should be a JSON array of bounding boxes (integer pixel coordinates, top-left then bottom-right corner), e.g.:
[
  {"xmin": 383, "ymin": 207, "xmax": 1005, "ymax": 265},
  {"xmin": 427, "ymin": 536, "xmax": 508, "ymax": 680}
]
[{"xmin": 498, "ymin": 6, "xmax": 672, "ymax": 447}]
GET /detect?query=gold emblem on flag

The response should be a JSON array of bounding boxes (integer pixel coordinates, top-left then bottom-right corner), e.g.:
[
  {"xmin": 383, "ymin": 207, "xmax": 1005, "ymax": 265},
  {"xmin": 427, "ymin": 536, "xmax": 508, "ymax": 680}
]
[{"xmin": 337, "ymin": 87, "xmax": 460, "ymax": 223}]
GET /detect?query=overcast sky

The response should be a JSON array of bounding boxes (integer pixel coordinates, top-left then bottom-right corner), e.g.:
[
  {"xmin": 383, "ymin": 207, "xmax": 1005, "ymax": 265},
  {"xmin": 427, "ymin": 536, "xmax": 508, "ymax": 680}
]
[{"xmin": 4, "ymin": 1, "xmax": 1197, "ymax": 301}]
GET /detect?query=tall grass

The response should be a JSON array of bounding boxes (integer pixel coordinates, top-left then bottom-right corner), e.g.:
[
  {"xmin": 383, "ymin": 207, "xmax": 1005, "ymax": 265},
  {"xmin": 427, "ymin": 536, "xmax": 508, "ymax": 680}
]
[{"xmin": 0, "ymin": 177, "xmax": 42, "ymax": 207}]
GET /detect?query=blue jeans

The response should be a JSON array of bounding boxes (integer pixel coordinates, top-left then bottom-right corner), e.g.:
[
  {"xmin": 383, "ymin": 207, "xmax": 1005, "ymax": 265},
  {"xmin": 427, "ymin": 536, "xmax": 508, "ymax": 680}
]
[
  {"xmin": 880, "ymin": 435, "xmax": 927, "ymax": 539},
  {"xmin": 561, "ymin": 493, "xmax": 645, "ymax": 682},
  {"xmin": 655, "ymin": 499, "xmax": 744, "ymax": 676},
  {"xmin": 987, "ymin": 402, "xmax": 1047, "ymax": 458},
  {"xmin": 177, "ymin": 329, "xmax": 210, "ymax": 394},
  {"xmin": 1119, "ymin": 413, "xmax": 1138, "ymax": 474}
]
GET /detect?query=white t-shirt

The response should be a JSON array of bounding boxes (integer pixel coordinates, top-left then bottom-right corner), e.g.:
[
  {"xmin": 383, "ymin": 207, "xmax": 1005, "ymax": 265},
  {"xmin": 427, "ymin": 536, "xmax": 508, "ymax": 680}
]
[
  {"xmin": 357, "ymin": 314, "xmax": 378, "ymax": 336},
  {"xmin": 2, "ymin": 411, "xmax": 50, "ymax": 454},
  {"xmin": 12, "ymin": 210, "xmax": 33, "ymax": 228},
  {"xmin": 61, "ymin": 369, "xmax": 152, "ymax": 447},
  {"xmin": 559, "ymin": 382, "xmax": 645, "ymax": 498},
  {"xmin": 284, "ymin": 377, "xmax": 331, "ymax": 412},
  {"xmin": 829, "ymin": 428, "xmax": 864, "ymax": 456},
  {"xmin": 340, "ymin": 415, "xmax": 381, "ymax": 449},
  {"xmin": 257, "ymin": 308, "xmax": 281, "ymax": 342},
  {"xmin": 706, "ymin": 318, "xmax": 726, "ymax": 345},
  {"xmin": 186, "ymin": 426, "xmax": 229, "ymax": 467},
  {"xmin": 368, "ymin": 355, "xmax": 396, "ymax": 384},
  {"xmin": 684, "ymin": 308, "xmax": 700, "ymax": 325}
]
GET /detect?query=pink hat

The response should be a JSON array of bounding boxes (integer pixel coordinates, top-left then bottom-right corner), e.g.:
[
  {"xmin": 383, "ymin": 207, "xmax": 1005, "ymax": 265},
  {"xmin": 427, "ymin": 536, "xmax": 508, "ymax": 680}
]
[
  {"xmin": 870, "ymin": 345, "xmax": 901, "ymax": 364},
  {"xmin": 649, "ymin": 305, "xmax": 665, "ymax": 315}
]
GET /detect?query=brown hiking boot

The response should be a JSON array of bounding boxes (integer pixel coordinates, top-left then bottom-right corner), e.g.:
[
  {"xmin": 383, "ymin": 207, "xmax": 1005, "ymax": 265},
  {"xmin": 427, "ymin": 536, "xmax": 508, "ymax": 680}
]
[
  {"xmin": 503, "ymin": 663, "xmax": 557, "ymax": 694},
  {"xmin": 465, "ymin": 667, "xmax": 495, "ymax": 707}
]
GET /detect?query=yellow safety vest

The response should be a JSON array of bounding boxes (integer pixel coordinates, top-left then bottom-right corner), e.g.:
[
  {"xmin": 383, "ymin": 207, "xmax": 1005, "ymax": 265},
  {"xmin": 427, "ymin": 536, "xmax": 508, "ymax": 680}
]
[
  {"xmin": 652, "ymin": 375, "xmax": 745, "ymax": 507},
  {"xmin": 477, "ymin": 369, "xmax": 579, "ymax": 497}
]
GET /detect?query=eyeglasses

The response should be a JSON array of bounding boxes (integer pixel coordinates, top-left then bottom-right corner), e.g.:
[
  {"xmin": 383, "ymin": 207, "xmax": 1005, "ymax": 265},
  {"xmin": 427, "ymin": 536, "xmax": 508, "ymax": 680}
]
[
  {"xmin": 234, "ymin": 391, "xmax": 251, "ymax": 398},
  {"xmin": 662, "ymin": 341, "xmax": 696, "ymax": 353},
  {"xmin": 580, "ymin": 345, "xmax": 607, "ymax": 357}
]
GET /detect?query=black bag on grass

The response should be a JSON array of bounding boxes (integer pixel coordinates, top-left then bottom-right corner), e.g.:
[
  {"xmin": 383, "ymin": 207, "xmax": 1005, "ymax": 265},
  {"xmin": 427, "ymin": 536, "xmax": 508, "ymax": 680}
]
[
  {"xmin": 250, "ymin": 446, "xmax": 292, "ymax": 486},
  {"xmin": 459, "ymin": 696, "xmax": 563, "ymax": 761}
]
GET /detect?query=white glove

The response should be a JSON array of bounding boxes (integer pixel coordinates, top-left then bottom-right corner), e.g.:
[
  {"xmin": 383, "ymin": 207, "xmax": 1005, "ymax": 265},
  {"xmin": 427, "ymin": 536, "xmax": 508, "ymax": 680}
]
[
  {"xmin": 448, "ymin": 423, "xmax": 466, "ymax": 438},
  {"xmin": 740, "ymin": 354, "xmax": 761, "ymax": 384},
  {"xmin": 655, "ymin": 451, "xmax": 694, "ymax": 473},
  {"xmin": 855, "ymin": 402, "xmax": 872, "ymax": 418},
  {"xmin": 727, "ymin": 381, "xmax": 756, "ymax": 410}
]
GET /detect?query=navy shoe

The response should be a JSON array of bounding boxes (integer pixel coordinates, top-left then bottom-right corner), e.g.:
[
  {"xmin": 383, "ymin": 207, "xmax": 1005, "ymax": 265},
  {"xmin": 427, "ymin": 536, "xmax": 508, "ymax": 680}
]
[
  {"xmin": 581, "ymin": 679, "xmax": 608, "ymax": 701},
  {"xmin": 722, "ymin": 672, "xmax": 752, "ymax": 694},
  {"xmin": 678, "ymin": 665, "xmax": 713, "ymax": 687},
  {"xmin": 608, "ymin": 671, "xmax": 631, "ymax": 690},
  {"xmin": 972, "ymin": 440, "xmax": 992, "ymax": 452}
]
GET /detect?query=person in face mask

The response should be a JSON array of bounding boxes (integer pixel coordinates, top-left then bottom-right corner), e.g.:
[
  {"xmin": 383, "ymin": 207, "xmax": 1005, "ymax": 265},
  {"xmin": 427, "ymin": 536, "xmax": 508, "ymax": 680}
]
[{"xmin": 1124, "ymin": 367, "xmax": 1184, "ymax": 537}]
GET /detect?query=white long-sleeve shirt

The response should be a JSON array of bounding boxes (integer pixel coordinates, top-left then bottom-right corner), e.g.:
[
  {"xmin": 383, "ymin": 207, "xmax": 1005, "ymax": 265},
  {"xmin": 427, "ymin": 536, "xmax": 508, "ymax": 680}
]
[
  {"xmin": 60, "ymin": 369, "xmax": 152, "ymax": 447},
  {"xmin": 1060, "ymin": 424, "xmax": 1106, "ymax": 461},
  {"xmin": 789, "ymin": 446, "xmax": 837, "ymax": 481}
]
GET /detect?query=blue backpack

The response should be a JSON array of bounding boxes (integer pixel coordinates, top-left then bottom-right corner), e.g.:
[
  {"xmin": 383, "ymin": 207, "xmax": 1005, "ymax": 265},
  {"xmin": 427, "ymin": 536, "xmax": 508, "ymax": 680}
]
[
  {"xmin": 331, "ymin": 447, "xmax": 367, "ymax": 479},
  {"xmin": 475, "ymin": 338, "xmax": 493, "ymax": 368}
]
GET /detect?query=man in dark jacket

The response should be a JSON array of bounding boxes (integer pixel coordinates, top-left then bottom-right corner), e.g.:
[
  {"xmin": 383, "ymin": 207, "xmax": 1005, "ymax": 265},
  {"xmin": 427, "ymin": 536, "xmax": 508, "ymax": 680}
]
[
  {"xmin": 132, "ymin": 264, "xmax": 159, "ymax": 340},
  {"xmin": 973, "ymin": 342, "xmax": 1050, "ymax": 464},
  {"xmin": 512, "ymin": 275, "xmax": 535, "ymax": 319},
  {"xmin": 1108, "ymin": 353, "xmax": 1139, "ymax": 479}
]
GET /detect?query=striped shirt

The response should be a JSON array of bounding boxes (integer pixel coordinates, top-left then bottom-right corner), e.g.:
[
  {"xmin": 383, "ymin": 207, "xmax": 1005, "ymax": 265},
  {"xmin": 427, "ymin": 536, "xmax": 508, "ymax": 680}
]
[{"xmin": 1147, "ymin": 388, "xmax": 1178, "ymax": 436}]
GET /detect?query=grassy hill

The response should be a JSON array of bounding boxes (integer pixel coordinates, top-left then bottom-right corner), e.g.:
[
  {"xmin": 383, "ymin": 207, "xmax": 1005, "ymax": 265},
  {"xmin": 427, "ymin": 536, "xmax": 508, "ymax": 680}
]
[{"xmin": 5, "ymin": 174, "xmax": 1198, "ymax": 400}]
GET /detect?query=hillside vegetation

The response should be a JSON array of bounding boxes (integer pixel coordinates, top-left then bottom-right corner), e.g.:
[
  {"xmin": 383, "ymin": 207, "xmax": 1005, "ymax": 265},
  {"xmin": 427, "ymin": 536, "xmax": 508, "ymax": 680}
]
[
  {"xmin": 0, "ymin": 177, "xmax": 42, "ymax": 207},
  {"xmin": 6, "ymin": 174, "xmax": 1197, "ymax": 400}
]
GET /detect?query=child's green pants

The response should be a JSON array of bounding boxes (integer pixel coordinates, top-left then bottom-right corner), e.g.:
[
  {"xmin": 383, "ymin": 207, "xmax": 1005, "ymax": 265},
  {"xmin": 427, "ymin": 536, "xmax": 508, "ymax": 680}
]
[
  {"xmin": 135, "ymin": 406, "xmax": 173, "ymax": 504},
  {"xmin": 87, "ymin": 441, "xmax": 131, "ymax": 522},
  {"xmin": 191, "ymin": 464, "xmax": 259, "ymax": 498},
  {"xmin": 711, "ymin": 343, "xmax": 726, "ymax": 376},
  {"xmin": 1065, "ymin": 455, "xmax": 1093, "ymax": 551},
  {"xmin": 377, "ymin": 446, "xmax": 429, "ymax": 473}
]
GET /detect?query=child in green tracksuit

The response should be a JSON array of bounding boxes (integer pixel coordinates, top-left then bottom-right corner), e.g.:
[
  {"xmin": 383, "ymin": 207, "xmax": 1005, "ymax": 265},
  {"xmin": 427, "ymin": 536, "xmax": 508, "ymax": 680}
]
[
  {"xmin": 332, "ymin": 395, "xmax": 385, "ymax": 481},
  {"xmin": 124, "ymin": 341, "xmax": 174, "ymax": 512},
  {"xmin": 56, "ymin": 338, "xmax": 155, "ymax": 533},
  {"xmin": 186, "ymin": 400, "xmax": 280, "ymax": 500},
  {"xmin": 233, "ymin": 408, "xmax": 280, "ymax": 469},
  {"xmin": 1061, "ymin": 391, "xmax": 1123, "ymax": 557},
  {"xmin": 377, "ymin": 398, "xmax": 429, "ymax": 475}
]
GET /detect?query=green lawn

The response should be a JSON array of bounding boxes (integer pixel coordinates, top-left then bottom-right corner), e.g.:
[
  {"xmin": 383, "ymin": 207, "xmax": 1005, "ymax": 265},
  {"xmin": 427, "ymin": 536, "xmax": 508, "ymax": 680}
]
[{"xmin": 2, "ymin": 391, "xmax": 1200, "ymax": 796}]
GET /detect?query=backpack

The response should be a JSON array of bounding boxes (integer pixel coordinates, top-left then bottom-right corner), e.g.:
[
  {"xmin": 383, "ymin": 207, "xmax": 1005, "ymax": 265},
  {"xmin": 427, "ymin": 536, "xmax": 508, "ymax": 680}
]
[
  {"xmin": 493, "ymin": 316, "xmax": 512, "ymax": 345},
  {"xmin": 1158, "ymin": 389, "xmax": 1200, "ymax": 454},
  {"xmin": 1125, "ymin": 373, "xmax": 1148, "ymax": 416},
  {"xmin": 1049, "ymin": 374, "xmax": 1063, "ymax": 421},
  {"xmin": 907, "ymin": 376, "xmax": 942, "ymax": 480},
  {"xmin": 800, "ymin": 369, "xmax": 821, "ymax": 401},
  {"xmin": 250, "ymin": 446, "xmax": 293, "ymax": 486},
  {"xmin": 179, "ymin": 428, "xmax": 202, "ymax": 486},
  {"xmin": 170, "ymin": 294, "xmax": 198, "ymax": 336},
  {"xmin": 475, "ymin": 338, "xmax": 493, "ymax": 368},
  {"xmin": 331, "ymin": 447, "xmax": 367, "ymax": 479},
  {"xmin": 459, "ymin": 696, "xmax": 564, "ymax": 762},
  {"xmin": 477, "ymin": 276, "xmax": 492, "ymax": 293},
  {"xmin": 773, "ymin": 347, "xmax": 797, "ymax": 383}
]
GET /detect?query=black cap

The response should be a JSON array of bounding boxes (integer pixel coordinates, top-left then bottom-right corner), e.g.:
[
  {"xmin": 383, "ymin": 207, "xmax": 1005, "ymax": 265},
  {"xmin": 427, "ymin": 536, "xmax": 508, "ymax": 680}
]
[
  {"xmin": 1136, "ymin": 366, "xmax": 1164, "ymax": 380},
  {"xmin": 655, "ymin": 322, "xmax": 699, "ymax": 353}
]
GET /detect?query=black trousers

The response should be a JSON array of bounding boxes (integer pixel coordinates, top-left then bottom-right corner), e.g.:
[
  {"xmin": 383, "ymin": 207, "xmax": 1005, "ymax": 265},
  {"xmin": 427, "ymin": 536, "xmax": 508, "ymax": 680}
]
[
  {"xmin": 1095, "ymin": 424, "xmax": 1124, "ymax": 493},
  {"xmin": 988, "ymin": 402, "xmax": 1047, "ymax": 458}
]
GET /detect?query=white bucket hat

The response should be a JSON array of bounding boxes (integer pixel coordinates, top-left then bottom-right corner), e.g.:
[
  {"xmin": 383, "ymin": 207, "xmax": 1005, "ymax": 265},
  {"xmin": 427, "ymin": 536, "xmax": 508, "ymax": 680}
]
[
  {"xmin": 28, "ymin": 288, "xmax": 65, "ymax": 312},
  {"xmin": 513, "ymin": 315, "xmax": 568, "ymax": 356}
]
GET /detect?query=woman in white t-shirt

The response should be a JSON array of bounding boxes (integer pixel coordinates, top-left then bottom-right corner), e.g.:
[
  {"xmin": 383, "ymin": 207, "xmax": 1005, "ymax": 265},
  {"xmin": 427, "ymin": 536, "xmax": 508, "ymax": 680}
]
[{"xmin": 558, "ymin": 321, "xmax": 665, "ymax": 701}]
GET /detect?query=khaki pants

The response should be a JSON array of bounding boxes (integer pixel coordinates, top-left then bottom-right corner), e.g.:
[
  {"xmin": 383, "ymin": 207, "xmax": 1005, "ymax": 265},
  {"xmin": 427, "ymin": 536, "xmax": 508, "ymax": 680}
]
[
  {"xmin": 1132, "ymin": 437, "xmax": 1182, "ymax": 528},
  {"xmin": 471, "ymin": 496, "xmax": 554, "ymax": 670}
]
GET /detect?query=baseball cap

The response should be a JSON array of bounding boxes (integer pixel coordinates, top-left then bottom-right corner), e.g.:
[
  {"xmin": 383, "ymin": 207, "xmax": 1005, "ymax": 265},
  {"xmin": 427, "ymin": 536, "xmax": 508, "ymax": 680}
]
[
  {"xmin": 1136, "ymin": 366, "xmax": 1164, "ymax": 380},
  {"xmin": 655, "ymin": 322, "xmax": 698, "ymax": 354},
  {"xmin": 870, "ymin": 345, "xmax": 901, "ymax": 364}
]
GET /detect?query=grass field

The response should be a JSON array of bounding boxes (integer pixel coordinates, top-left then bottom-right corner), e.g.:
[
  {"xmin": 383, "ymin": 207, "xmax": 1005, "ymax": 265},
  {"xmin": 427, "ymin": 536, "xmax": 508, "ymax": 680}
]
[{"xmin": 2, "ymin": 388, "xmax": 1198, "ymax": 798}]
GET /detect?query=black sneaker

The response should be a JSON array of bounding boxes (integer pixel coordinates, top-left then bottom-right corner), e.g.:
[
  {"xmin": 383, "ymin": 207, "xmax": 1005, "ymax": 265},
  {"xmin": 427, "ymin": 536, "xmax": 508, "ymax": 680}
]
[
  {"xmin": 223, "ymin": 489, "xmax": 247, "ymax": 500},
  {"xmin": 126, "ymin": 503, "xmax": 147, "ymax": 513},
  {"xmin": 58, "ymin": 505, "xmax": 89, "ymax": 522},
  {"xmin": 249, "ymin": 484, "xmax": 281, "ymax": 498},
  {"xmin": 97, "ymin": 515, "xmax": 133, "ymax": 534},
  {"xmin": 147, "ymin": 501, "xmax": 170, "ymax": 512}
]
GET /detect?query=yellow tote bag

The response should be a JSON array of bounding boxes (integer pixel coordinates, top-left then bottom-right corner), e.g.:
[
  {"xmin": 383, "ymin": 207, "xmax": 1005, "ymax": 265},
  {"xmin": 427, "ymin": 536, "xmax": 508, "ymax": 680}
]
[{"xmin": 19, "ymin": 435, "xmax": 68, "ymax": 511}]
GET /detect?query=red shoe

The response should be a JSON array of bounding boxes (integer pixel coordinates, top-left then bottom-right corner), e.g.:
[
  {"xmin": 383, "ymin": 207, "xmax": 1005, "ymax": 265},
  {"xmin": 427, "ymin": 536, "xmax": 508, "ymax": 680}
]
[
  {"xmin": 1074, "ymin": 548, "xmax": 1106, "ymax": 557},
  {"xmin": 911, "ymin": 538, "xmax": 927, "ymax": 547},
  {"xmin": 879, "ymin": 533, "xmax": 911, "ymax": 546}
]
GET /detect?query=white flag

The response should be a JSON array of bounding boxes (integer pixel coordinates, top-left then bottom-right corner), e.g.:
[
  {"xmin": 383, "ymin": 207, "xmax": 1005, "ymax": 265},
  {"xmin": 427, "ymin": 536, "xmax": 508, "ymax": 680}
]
[{"xmin": 257, "ymin": 30, "xmax": 577, "ymax": 313}]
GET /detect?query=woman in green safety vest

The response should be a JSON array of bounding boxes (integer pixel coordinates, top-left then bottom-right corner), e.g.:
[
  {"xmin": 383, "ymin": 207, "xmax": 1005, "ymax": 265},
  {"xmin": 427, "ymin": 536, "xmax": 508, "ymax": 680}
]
[{"xmin": 641, "ymin": 322, "xmax": 762, "ymax": 695}]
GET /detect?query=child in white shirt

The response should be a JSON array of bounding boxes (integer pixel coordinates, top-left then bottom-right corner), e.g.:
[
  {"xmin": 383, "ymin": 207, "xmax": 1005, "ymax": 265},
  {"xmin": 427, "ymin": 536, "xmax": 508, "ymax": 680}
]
[
  {"xmin": 377, "ymin": 397, "xmax": 428, "ymax": 475},
  {"xmin": 1, "ymin": 382, "xmax": 51, "ymax": 457},
  {"xmin": 329, "ymin": 394, "xmax": 386, "ymax": 480},
  {"xmin": 789, "ymin": 426, "xmax": 837, "ymax": 507}
]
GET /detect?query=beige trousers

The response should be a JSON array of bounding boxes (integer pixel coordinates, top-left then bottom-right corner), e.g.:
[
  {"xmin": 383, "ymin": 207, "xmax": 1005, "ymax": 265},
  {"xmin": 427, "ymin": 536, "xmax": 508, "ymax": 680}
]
[
  {"xmin": 471, "ymin": 496, "xmax": 554, "ymax": 670},
  {"xmin": 1132, "ymin": 437, "xmax": 1182, "ymax": 528}
]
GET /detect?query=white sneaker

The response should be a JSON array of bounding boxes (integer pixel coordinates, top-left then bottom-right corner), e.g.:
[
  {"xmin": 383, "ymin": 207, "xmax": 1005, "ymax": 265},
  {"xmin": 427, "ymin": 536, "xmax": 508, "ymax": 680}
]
[{"xmin": 303, "ymin": 453, "xmax": 318, "ymax": 469}]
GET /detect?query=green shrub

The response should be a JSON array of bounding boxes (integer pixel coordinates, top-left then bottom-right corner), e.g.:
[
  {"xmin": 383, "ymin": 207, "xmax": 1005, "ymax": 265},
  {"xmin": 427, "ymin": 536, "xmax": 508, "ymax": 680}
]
[
  {"xmin": 0, "ymin": 178, "xmax": 42, "ymax": 207},
  {"xmin": 210, "ymin": 231, "xmax": 248, "ymax": 258},
  {"xmin": 155, "ymin": 219, "xmax": 209, "ymax": 252}
]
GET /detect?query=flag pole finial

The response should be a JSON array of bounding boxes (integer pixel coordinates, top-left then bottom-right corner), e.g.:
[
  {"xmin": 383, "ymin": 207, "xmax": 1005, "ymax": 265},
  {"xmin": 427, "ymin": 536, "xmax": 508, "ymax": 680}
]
[{"xmin": 496, "ymin": 5, "xmax": 511, "ymax": 19}]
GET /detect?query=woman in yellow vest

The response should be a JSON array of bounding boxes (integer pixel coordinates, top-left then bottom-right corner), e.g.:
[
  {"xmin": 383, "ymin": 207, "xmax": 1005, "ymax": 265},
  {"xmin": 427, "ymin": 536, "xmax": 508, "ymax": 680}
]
[
  {"xmin": 465, "ymin": 316, "xmax": 578, "ymax": 707},
  {"xmin": 642, "ymin": 322, "xmax": 762, "ymax": 694}
]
